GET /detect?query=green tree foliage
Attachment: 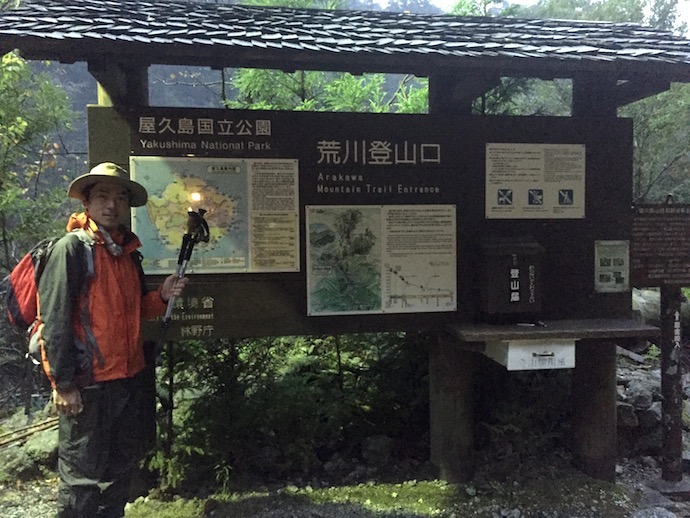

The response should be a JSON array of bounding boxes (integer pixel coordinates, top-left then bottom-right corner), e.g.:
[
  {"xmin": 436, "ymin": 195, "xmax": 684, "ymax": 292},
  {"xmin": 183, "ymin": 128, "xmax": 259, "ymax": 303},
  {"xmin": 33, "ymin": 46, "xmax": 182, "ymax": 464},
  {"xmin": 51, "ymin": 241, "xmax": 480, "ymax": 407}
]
[
  {"xmin": 387, "ymin": 0, "xmax": 442, "ymax": 14},
  {"xmin": 513, "ymin": 0, "xmax": 686, "ymax": 31},
  {"xmin": 648, "ymin": 0, "xmax": 685, "ymax": 30},
  {"xmin": 622, "ymin": 83, "xmax": 690, "ymax": 202},
  {"xmin": 226, "ymin": 69, "xmax": 327, "ymax": 111},
  {"xmin": 516, "ymin": 0, "xmax": 646, "ymax": 23},
  {"xmin": 0, "ymin": 51, "xmax": 75, "ymax": 273},
  {"xmin": 612, "ymin": 0, "xmax": 690, "ymax": 202},
  {"xmin": 471, "ymin": 78, "xmax": 571, "ymax": 116},
  {"xmin": 151, "ymin": 333, "xmax": 432, "ymax": 490},
  {"xmin": 0, "ymin": 0, "xmax": 19, "ymax": 13},
  {"xmin": 451, "ymin": 0, "xmax": 502, "ymax": 16},
  {"xmin": 226, "ymin": 70, "xmax": 429, "ymax": 113}
]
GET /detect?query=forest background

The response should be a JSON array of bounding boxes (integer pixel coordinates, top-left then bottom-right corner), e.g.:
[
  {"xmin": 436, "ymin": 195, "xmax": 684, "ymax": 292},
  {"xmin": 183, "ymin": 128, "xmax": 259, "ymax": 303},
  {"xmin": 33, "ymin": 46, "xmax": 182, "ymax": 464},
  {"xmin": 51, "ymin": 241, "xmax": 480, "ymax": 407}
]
[{"xmin": 0, "ymin": 0, "xmax": 689, "ymax": 493}]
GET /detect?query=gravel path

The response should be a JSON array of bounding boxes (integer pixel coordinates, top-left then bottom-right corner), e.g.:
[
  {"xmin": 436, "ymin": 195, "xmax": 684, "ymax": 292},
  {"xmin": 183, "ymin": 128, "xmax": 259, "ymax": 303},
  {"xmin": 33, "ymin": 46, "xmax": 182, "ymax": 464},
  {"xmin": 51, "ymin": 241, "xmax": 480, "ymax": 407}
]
[{"xmin": 0, "ymin": 477, "xmax": 58, "ymax": 518}]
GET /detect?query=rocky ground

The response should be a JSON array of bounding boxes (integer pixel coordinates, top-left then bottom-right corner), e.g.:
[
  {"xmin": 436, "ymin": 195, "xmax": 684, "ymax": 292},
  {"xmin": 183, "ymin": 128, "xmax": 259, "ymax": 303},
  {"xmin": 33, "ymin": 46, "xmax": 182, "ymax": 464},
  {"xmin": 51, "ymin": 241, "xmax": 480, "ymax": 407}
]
[{"xmin": 617, "ymin": 457, "xmax": 690, "ymax": 517}]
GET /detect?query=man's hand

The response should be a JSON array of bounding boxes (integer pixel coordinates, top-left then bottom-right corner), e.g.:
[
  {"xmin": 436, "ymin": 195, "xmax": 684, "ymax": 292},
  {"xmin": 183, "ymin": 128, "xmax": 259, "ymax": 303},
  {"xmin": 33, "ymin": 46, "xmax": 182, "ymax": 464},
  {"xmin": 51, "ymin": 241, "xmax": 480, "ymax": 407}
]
[
  {"xmin": 160, "ymin": 275, "xmax": 189, "ymax": 302},
  {"xmin": 53, "ymin": 387, "xmax": 83, "ymax": 416}
]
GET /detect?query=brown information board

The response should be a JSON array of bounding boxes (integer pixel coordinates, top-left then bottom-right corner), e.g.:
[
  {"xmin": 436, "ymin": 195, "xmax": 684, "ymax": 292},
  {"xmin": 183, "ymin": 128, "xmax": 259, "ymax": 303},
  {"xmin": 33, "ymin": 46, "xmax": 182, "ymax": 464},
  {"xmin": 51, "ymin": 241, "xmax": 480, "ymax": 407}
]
[
  {"xmin": 88, "ymin": 106, "xmax": 635, "ymax": 339},
  {"xmin": 631, "ymin": 204, "xmax": 690, "ymax": 287}
]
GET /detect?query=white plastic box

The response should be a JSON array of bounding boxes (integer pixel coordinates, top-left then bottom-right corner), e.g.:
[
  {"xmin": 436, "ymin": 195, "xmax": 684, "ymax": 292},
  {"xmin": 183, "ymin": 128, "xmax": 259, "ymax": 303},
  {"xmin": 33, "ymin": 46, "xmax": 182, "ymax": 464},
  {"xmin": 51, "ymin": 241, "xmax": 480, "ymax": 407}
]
[{"xmin": 483, "ymin": 339, "xmax": 575, "ymax": 371}]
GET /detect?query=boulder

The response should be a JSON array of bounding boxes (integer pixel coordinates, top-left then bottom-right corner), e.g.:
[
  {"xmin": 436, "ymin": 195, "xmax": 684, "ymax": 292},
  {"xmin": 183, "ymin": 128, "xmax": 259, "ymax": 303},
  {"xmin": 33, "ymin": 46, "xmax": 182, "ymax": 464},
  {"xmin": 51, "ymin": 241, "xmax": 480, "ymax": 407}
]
[
  {"xmin": 637, "ymin": 402, "xmax": 662, "ymax": 429},
  {"xmin": 24, "ymin": 428, "xmax": 58, "ymax": 469},
  {"xmin": 626, "ymin": 378, "xmax": 658, "ymax": 409},
  {"xmin": 633, "ymin": 288, "xmax": 690, "ymax": 328},
  {"xmin": 617, "ymin": 402, "xmax": 639, "ymax": 428},
  {"xmin": 0, "ymin": 444, "xmax": 41, "ymax": 481}
]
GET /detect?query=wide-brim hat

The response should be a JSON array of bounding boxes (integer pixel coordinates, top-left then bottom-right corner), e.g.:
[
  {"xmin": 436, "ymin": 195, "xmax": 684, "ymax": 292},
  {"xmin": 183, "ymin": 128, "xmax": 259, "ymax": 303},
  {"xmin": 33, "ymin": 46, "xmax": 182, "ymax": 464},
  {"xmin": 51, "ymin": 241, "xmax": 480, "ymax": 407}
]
[{"xmin": 68, "ymin": 162, "xmax": 148, "ymax": 207}]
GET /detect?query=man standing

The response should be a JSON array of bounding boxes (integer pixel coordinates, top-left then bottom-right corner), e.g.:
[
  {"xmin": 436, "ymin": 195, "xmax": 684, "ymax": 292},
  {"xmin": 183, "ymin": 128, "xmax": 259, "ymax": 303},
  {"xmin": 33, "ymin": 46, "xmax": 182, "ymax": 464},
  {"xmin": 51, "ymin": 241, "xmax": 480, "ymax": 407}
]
[{"xmin": 37, "ymin": 162, "xmax": 187, "ymax": 517}]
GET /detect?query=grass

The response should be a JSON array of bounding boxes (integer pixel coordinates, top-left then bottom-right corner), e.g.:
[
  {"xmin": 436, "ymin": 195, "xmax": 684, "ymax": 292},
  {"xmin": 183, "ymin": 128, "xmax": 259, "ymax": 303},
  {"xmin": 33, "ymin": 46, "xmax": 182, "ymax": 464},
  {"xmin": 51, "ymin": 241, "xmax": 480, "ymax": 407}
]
[{"xmin": 125, "ymin": 473, "xmax": 637, "ymax": 517}]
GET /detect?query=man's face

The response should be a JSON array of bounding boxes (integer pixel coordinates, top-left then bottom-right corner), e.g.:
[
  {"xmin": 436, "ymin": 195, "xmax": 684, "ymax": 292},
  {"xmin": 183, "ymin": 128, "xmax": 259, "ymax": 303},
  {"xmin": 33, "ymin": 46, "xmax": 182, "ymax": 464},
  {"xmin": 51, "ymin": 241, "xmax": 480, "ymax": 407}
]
[{"xmin": 83, "ymin": 182, "xmax": 131, "ymax": 232}]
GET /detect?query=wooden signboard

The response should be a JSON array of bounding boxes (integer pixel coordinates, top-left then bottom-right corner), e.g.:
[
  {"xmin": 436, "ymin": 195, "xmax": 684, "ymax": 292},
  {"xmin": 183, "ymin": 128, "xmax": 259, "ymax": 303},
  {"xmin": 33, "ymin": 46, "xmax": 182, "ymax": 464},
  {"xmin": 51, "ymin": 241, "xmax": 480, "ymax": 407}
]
[
  {"xmin": 631, "ymin": 203, "xmax": 690, "ymax": 287},
  {"xmin": 88, "ymin": 106, "xmax": 634, "ymax": 340}
]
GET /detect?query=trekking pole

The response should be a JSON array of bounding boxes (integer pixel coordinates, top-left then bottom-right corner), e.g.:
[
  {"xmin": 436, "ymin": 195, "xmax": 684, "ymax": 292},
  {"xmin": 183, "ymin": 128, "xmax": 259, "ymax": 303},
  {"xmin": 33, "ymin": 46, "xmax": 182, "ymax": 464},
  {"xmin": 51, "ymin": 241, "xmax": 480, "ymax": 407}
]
[{"xmin": 159, "ymin": 208, "xmax": 210, "ymax": 339}]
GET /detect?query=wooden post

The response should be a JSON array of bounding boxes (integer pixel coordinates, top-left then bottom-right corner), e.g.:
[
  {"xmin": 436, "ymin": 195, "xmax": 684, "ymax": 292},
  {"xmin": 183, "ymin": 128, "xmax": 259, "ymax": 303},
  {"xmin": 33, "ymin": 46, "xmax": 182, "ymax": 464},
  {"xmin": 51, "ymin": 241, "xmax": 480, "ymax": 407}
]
[
  {"xmin": 88, "ymin": 61, "xmax": 149, "ymax": 108},
  {"xmin": 165, "ymin": 340, "xmax": 175, "ymax": 459},
  {"xmin": 429, "ymin": 333, "xmax": 477, "ymax": 482},
  {"xmin": 571, "ymin": 339, "xmax": 617, "ymax": 481},
  {"xmin": 87, "ymin": 61, "xmax": 147, "ymax": 167},
  {"xmin": 572, "ymin": 72, "xmax": 618, "ymax": 117},
  {"xmin": 660, "ymin": 285, "xmax": 683, "ymax": 481}
]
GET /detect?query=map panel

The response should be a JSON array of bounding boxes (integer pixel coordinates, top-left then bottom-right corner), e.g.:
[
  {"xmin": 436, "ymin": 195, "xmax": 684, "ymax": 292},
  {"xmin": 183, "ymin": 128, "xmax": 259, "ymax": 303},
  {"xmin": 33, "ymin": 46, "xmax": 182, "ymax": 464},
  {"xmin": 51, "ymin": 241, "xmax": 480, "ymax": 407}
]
[
  {"xmin": 131, "ymin": 156, "xmax": 300, "ymax": 274},
  {"xmin": 307, "ymin": 205, "xmax": 457, "ymax": 316}
]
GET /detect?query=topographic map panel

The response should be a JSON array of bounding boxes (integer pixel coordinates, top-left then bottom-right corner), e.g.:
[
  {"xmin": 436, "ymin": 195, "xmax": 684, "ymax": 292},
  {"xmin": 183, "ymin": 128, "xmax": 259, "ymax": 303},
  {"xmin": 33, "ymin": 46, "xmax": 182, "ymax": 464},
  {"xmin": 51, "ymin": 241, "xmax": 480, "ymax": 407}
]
[
  {"xmin": 307, "ymin": 205, "xmax": 457, "ymax": 316},
  {"xmin": 131, "ymin": 156, "xmax": 248, "ymax": 274}
]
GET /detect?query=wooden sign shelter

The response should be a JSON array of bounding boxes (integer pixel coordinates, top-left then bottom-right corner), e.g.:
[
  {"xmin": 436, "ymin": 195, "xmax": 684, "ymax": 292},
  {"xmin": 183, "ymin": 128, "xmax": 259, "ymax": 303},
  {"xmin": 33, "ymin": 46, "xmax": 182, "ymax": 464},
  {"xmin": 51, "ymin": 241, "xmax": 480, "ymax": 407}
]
[{"xmin": 2, "ymin": 0, "xmax": 690, "ymax": 484}]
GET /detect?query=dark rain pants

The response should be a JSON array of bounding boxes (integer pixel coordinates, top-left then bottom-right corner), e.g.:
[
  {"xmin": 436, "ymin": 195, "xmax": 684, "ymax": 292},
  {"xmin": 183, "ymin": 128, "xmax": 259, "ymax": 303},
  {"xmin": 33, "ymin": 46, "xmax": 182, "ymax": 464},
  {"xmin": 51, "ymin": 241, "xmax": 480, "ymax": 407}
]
[{"xmin": 56, "ymin": 372, "xmax": 148, "ymax": 518}]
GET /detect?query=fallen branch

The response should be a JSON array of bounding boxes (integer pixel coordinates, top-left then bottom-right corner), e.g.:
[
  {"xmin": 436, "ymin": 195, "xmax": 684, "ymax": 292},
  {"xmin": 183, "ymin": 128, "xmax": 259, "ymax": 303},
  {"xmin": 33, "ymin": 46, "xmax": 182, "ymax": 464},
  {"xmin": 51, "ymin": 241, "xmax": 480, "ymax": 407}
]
[
  {"xmin": 617, "ymin": 345, "xmax": 647, "ymax": 364},
  {"xmin": 0, "ymin": 416, "xmax": 58, "ymax": 450}
]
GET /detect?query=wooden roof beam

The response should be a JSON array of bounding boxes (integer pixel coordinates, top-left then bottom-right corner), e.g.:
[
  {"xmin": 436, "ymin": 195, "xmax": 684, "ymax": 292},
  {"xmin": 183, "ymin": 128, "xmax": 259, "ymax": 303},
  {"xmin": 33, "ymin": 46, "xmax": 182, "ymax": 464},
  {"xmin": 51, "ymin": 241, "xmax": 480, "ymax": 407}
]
[{"xmin": 614, "ymin": 78, "xmax": 672, "ymax": 107}]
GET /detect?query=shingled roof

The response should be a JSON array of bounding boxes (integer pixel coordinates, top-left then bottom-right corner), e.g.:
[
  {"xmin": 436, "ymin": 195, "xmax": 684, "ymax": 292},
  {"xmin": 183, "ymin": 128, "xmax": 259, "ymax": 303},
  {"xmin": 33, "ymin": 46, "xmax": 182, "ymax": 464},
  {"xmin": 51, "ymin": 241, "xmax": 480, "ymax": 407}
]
[{"xmin": 0, "ymin": 0, "xmax": 689, "ymax": 82}]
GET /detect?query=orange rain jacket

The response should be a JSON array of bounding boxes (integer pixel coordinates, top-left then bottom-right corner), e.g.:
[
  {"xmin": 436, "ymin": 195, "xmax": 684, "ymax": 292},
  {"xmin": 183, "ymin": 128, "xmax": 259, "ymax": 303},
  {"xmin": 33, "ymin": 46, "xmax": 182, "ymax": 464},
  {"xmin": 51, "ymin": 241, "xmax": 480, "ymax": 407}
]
[{"xmin": 37, "ymin": 212, "xmax": 167, "ymax": 389}]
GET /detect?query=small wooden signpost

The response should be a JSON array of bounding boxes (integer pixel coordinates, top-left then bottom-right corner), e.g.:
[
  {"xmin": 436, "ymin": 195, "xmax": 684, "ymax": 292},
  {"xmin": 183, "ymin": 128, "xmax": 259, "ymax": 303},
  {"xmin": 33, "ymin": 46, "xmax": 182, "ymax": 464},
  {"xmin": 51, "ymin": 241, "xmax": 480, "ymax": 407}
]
[{"xmin": 631, "ymin": 201, "xmax": 690, "ymax": 482}]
